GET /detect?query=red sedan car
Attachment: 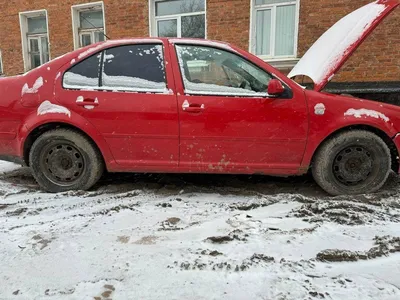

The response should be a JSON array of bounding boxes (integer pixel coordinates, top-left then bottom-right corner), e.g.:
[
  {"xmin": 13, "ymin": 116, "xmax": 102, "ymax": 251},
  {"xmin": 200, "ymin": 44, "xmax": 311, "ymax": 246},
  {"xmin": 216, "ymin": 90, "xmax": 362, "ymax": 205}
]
[{"xmin": 0, "ymin": 0, "xmax": 399, "ymax": 195}]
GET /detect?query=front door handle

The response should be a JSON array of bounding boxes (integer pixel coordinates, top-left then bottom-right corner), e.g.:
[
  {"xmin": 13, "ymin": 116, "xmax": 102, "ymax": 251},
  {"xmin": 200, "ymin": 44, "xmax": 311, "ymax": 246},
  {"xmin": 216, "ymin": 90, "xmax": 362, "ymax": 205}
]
[{"xmin": 182, "ymin": 100, "xmax": 205, "ymax": 113}]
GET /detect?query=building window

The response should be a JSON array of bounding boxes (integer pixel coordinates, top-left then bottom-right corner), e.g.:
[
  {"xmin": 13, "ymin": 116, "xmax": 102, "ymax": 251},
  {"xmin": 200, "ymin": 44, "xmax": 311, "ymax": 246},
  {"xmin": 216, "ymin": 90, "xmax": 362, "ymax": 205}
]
[
  {"xmin": 72, "ymin": 2, "xmax": 106, "ymax": 49},
  {"xmin": 19, "ymin": 10, "xmax": 50, "ymax": 71},
  {"xmin": 151, "ymin": 0, "xmax": 206, "ymax": 38},
  {"xmin": 251, "ymin": 0, "xmax": 299, "ymax": 59}
]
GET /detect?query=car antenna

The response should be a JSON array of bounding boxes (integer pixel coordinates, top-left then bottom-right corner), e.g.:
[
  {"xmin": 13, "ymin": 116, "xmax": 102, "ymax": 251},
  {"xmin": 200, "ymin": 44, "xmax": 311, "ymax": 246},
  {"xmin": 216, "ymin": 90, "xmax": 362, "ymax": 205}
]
[{"xmin": 80, "ymin": 14, "xmax": 111, "ymax": 40}]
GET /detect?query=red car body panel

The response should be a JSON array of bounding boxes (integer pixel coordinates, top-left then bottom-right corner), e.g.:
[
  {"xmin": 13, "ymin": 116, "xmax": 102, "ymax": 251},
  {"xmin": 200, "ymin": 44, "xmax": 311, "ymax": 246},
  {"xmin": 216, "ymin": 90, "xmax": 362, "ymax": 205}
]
[
  {"xmin": 54, "ymin": 40, "xmax": 180, "ymax": 172},
  {"xmin": 168, "ymin": 41, "xmax": 308, "ymax": 175},
  {"xmin": 300, "ymin": 90, "xmax": 400, "ymax": 172},
  {"xmin": 0, "ymin": 1, "xmax": 399, "ymax": 178}
]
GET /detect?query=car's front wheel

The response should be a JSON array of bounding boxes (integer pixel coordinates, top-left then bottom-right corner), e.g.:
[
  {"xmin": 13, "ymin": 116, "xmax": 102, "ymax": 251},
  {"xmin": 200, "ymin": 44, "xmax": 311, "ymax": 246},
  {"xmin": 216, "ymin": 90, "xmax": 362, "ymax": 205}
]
[
  {"xmin": 312, "ymin": 130, "xmax": 391, "ymax": 195},
  {"xmin": 29, "ymin": 129, "xmax": 104, "ymax": 193}
]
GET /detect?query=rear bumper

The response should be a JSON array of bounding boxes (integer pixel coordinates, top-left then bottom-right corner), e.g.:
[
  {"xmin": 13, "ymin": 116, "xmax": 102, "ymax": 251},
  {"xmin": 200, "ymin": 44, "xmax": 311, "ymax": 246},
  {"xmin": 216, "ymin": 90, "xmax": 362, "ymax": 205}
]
[{"xmin": 0, "ymin": 136, "xmax": 23, "ymax": 165}]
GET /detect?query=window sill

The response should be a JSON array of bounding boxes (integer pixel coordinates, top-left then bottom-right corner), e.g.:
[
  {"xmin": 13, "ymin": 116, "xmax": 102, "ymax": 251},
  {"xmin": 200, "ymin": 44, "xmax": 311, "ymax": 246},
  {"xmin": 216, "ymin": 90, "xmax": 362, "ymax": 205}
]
[{"xmin": 258, "ymin": 57, "xmax": 299, "ymax": 70}]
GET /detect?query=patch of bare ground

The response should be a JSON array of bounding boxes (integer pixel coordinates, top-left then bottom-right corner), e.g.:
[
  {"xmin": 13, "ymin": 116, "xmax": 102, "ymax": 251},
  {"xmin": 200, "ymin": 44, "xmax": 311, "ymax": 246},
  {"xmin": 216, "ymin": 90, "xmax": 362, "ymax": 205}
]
[
  {"xmin": 159, "ymin": 217, "xmax": 183, "ymax": 231},
  {"xmin": 93, "ymin": 203, "xmax": 139, "ymax": 216},
  {"xmin": 6, "ymin": 207, "xmax": 28, "ymax": 216},
  {"xmin": 134, "ymin": 236, "xmax": 159, "ymax": 245},
  {"xmin": 206, "ymin": 229, "xmax": 249, "ymax": 244},
  {"xmin": 172, "ymin": 250, "xmax": 275, "ymax": 272},
  {"xmin": 316, "ymin": 236, "xmax": 400, "ymax": 262},
  {"xmin": 289, "ymin": 200, "xmax": 400, "ymax": 225},
  {"xmin": 172, "ymin": 252, "xmax": 276, "ymax": 272}
]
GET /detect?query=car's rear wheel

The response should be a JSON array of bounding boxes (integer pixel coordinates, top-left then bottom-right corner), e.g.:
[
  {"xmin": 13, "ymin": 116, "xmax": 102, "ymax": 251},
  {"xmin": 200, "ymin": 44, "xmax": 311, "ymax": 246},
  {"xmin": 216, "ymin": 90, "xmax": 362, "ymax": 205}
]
[
  {"xmin": 312, "ymin": 130, "xmax": 391, "ymax": 195},
  {"xmin": 29, "ymin": 129, "xmax": 104, "ymax": 192}
]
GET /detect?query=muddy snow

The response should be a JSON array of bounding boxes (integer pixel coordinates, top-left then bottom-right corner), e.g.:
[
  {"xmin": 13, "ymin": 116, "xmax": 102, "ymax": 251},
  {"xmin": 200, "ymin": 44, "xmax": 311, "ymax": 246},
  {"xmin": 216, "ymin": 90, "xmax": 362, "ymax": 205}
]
[{"xmin": 1, "ymin": 161, "xmax": 400, "ymax": 300}]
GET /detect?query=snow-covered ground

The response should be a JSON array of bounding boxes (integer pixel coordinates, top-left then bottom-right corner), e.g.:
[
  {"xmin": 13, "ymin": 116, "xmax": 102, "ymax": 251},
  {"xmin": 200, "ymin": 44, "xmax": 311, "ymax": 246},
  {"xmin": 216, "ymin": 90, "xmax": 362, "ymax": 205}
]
[{"xmin": 1, "ymin": 161, "xmax": 400, "ymax": 300}]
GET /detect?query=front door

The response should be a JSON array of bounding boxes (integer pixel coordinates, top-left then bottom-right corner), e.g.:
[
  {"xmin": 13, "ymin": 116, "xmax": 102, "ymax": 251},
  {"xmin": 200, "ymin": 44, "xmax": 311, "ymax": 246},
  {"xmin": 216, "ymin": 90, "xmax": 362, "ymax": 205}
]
[
  {"xmin": 171, "ymin": 43, "xmax": 308, "ymax": 174},
  {"xmin": 56, "ymin": 42, "xmax": 179, "ymax": 171}
]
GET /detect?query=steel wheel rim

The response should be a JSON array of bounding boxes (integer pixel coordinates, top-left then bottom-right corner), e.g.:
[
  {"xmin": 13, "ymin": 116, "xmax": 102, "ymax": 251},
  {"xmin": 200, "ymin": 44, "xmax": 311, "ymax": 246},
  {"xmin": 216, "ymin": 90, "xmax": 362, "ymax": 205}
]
[
  {"xmin": 332, "ymin": 146, "xmax": 373, "ymax": 186},
  {"xmin": 40, "ymin": 142, "xmax": 85, "ymax": 186}
]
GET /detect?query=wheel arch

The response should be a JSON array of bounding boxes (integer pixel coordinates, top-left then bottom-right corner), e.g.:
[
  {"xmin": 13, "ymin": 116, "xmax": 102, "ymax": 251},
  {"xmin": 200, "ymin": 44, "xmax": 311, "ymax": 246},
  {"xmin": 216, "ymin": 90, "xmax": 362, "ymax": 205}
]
[
  {"xmin": 23, "ymin": 122, "xmax": 107, "ymax": 168},
  {"xmin": 309, "ymin": 124, "xmax": 399, "ymax": 173}
]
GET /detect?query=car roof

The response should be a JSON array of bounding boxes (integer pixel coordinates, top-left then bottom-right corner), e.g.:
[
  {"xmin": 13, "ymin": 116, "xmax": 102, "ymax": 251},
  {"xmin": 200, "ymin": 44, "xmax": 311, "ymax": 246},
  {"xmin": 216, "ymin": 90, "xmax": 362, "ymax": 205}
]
[
  {"xmin": 85, "ymin": 37, "xmax": 238, "ymax": 52},
  {"xmin": 37, "ymin": 37, "xmax": 238, "ymax": 73}
]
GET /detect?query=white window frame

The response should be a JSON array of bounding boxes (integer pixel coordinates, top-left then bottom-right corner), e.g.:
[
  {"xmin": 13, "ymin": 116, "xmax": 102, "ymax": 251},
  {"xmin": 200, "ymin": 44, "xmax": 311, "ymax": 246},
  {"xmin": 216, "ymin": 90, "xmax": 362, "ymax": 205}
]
[
  {"xmin": 249, "ymin": 0, "xmax": 300, "ymax": 68},
  {"xmin": 149, "ymin": 0, "xmax": 207, "ymax": 38},
  {"xmin": 71, "ymin": 1, "xmax": 106, "ymax": 50},
  {"xmin": 19, "ymin": 9, "xmax": 50, "ymax": 72},
  {"xmin": 27, "ymin": 35, "xmax": 49, "ymax": 66}
]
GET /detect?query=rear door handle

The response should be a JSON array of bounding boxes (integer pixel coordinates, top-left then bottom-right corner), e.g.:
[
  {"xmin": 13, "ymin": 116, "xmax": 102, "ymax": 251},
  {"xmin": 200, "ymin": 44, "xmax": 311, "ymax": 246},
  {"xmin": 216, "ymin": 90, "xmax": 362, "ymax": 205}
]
[{"xmin": 76, "ymin": 97, "xmax": 99, "ymax": 107}]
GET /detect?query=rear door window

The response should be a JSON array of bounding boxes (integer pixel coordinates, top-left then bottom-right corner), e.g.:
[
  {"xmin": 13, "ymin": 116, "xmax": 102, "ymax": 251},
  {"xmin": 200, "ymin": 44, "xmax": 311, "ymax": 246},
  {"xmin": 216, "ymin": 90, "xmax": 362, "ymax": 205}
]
[
  {"xmin": 63, "ymin": 53, "xmax": 101, "ymax": 89},
  {"xmin": 101, "ymin": 44, "xmax": 167, "ymax": 93}
]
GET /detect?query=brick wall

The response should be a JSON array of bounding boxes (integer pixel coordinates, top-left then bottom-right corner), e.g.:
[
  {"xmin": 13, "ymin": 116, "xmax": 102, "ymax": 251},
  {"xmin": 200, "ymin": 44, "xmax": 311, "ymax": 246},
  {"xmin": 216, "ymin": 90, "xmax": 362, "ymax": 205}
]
[
  {"xmin": 0, "ymin": 0, "xmax": 399, "ymax": 84},
  {"xmin": 207, "ymin": 0, "xmax": 250, "ymax": 50},
  {"xmin": 0, "ymin": 0, "xmax": 150, "ymax": 76}
]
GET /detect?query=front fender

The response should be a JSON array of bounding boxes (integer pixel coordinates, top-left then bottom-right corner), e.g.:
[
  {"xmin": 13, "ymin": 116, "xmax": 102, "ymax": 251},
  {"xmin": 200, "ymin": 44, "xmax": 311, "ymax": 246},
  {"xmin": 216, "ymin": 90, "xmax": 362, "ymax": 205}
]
[
  {"xmin": 301, "ymin": 106, "xmax": 399, "ymax": 171},
  {"xmin": 18, "ymin": 109, "xmax": 116, "ymax": 167}
]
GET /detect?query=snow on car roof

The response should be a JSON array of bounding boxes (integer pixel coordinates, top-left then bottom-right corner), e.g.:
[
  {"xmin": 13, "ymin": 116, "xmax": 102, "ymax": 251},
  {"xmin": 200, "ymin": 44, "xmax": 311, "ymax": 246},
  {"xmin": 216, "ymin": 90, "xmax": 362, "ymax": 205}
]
[
  {"xmin": 77, "ymin": 38, "xmax": 164, "ymax": 59},
  {"xmin": 168, "ymin": 38, "xmax": 238, "ymax": 53}
]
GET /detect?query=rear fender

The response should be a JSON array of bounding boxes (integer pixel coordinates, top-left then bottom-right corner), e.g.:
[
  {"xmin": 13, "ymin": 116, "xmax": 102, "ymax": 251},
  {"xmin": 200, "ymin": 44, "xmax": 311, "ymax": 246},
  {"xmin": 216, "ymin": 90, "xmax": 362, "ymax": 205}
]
[{"xmin": 18, "ymin": 108, "xmax": 116, "ymax": 167}]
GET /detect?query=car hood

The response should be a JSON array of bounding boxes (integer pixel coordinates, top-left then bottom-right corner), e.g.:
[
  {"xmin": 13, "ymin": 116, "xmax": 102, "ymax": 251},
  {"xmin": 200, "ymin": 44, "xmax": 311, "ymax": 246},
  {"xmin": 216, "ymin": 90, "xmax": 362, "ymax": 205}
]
[{"xmin": 288, "ymin": 0, "xmax": 399, "ymax": 92}]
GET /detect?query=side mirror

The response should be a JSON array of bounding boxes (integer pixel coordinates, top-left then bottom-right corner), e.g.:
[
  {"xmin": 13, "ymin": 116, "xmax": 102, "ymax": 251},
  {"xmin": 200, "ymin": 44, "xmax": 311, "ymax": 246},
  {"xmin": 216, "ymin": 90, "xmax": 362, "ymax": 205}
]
[{"xmin": 267, "ymin": 79, "xmax": 285, "ymax": 96}]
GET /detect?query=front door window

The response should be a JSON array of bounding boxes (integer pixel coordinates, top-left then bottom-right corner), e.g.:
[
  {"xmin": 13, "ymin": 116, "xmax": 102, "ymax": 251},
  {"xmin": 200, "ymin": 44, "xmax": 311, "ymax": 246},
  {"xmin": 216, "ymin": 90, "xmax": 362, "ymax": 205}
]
[{"xmin": 175, "ymin": 45, "xmax": 273, "ymax": 96}]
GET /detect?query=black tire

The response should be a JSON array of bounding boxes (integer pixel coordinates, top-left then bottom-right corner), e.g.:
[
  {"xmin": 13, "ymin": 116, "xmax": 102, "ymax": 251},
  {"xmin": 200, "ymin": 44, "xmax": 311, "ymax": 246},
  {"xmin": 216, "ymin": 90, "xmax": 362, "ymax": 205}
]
[
  {"xmin": 312, "ymin": 130, "xmax": 391, "ymax": 196},
  {"xmin": 29, "ymin": 129, "xmax": 104, "ymax": 193}
]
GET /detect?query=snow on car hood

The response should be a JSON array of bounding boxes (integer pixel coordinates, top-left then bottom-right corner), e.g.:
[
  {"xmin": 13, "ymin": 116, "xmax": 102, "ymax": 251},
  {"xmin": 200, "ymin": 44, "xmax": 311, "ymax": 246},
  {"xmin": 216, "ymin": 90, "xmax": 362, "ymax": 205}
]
[{"xmin": 288, "ymin": 0, "xmax": 399, "ymax": 92}]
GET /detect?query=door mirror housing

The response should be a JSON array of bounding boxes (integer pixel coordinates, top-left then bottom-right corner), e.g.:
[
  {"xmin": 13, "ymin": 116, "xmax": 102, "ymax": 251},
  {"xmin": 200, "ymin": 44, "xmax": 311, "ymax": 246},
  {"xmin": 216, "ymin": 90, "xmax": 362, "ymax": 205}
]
[{"xmin": 267, "ymin": 79, "xmax": 285, "ymax": 96}]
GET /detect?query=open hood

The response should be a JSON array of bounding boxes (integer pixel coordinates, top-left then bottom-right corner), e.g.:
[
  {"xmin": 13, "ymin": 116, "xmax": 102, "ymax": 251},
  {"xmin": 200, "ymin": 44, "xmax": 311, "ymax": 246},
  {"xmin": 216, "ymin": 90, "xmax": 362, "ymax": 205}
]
[{"xmin": 288, "ymin": 0, "xmax": 399, "ymax": 92}]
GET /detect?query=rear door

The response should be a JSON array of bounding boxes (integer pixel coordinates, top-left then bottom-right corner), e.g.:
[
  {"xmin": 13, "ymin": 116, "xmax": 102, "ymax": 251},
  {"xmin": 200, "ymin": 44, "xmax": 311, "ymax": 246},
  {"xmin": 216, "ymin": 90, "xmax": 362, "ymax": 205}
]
[
  {"xmin": 56, "ymin": 41, "xmax": 179, "ymax": 171},
  {"xmin": 170, "ymin": 43, "xmax": 308, "ymax": 174}
]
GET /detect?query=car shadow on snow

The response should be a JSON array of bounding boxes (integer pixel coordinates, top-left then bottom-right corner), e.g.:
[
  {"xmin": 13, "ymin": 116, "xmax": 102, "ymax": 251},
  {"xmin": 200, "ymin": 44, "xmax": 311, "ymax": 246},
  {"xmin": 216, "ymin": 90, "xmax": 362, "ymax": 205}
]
[
  {"xmin": 95, "ymin": 171, "xmax": 329, "ymax": 197},
  {"xmin": 1, "ymin": 165, "xmax": 400, "ymax": 199}
]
